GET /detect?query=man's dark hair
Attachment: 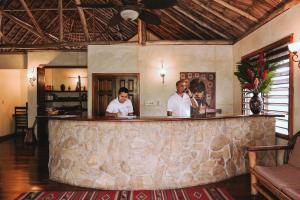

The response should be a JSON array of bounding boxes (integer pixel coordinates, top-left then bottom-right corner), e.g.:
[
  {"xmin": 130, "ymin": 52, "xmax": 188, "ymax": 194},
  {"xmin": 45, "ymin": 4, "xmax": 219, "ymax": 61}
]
[
  {"xmin": 190, "ymin": 78, "xmax": 206, "ymax": 94},
  {"xmin": 118, "ymin": 87, "xmax": 129, "ymax": 94},
  {"xmin": 176, "ymin": 80, "xmax": 184, "ymax": 86}
]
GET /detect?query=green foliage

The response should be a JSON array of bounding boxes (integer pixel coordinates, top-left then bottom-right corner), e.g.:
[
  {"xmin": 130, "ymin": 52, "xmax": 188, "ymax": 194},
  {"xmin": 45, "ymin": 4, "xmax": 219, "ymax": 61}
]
[{"xmin": 234, "ymin": 59, "xmax": 276, "ymax": 94}]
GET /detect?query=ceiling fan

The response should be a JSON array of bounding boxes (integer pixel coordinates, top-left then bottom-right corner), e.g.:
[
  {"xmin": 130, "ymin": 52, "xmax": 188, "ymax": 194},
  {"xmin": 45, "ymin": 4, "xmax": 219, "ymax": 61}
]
[{"xmin": 77, "ymin": 0, "xmax": 177, "ymax": 26}]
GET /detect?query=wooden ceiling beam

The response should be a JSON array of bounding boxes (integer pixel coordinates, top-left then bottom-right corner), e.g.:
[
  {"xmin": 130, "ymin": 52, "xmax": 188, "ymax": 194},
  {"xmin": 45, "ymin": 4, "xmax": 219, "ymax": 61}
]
[
  {"xmin": 59, "ymin": 0, "xmax": 63, "ymax": 42},
  {"xmin": 22, "ymin": 0, "xmax": 56, "ymax": 44},
  {"xmin": 189, "ymin": 9, "xmax": 237, "ymax": 38},
  {"xmin": 170, "ymin": 8, "xmax": 213, "ymax": 39},
  {"xmin": 92, "ymin": 9, "xmax": 136, "ymax": 40},
  {"xmin": 212, "ymin": 0, "xmax": 258, "ymax": 22},
  {"xmin": 85, "ymin": 10, "xmax": 114, "ymax": 41},
  {"xmin": 176, "ymin": 1, "xmax": 236, "ymax": 38},
  {"xmin": 236, "ymin": 0, "xmax": 300, "ymax": 42},
  {"xmin": 161, "ymin": 10, "xmax": 205, "ymax": 40},
  {"xmin": 0, "ymin": 9, "xmax": 3, "ymax": 44},
  {"xmin": 0, "ymin": 11, "xmax": 45, "ymax": 39},
  {"xmin": 0, "ymin": 39, "xmax": 233, "ymax": 49},
  {"xmin": 191, "ymin": 0, "xmax": 245, "ymax": 32},
  {"xmin": 173, "ymin": 6, "xmax": 230, "ymax": 39},
  {"xmin": 0, "ymin": 41, "xmax": 137, "ymax": 49},
  {"xmin": 145, "ymin": 40, "xmax": 233, "ymax": 45},
  {"xmin": 148, "ymin": 24, "xmax": 181, "ymax": 40},
  {"xmin": 138, "ymin": 19, "xmax": 146, "ymax": 45},
  {"xmin": 0, "ymin": 11, "xmax": 58, "ymax": 42},
  {"xmin": 74, "ymin": 0, "xmax": 90, "ymax": 41},
  {"xmin": 19, "ymin": 0, "xmax": 45, "ymax": 38},
  {"xmin": 0, "ymin": 32, "xmax": 9, "ymax": 43},
  {"xmin": 4, "ymin": 8, "xmax": 79, "ymax": 12}
]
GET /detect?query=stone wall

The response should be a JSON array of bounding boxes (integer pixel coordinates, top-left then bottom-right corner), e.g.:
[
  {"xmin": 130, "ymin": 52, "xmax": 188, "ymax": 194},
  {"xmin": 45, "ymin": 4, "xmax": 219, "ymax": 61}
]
[{"xmin": 49, "ymin": 117, "xmax": 275, "ymax": 190}]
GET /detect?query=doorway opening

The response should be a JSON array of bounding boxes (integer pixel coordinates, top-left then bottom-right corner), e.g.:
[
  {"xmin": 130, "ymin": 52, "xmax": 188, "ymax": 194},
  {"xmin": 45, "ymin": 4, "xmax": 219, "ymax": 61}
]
[{"xmin": 92, "ymin": 73, "xmax": 140, "ymax": 116}]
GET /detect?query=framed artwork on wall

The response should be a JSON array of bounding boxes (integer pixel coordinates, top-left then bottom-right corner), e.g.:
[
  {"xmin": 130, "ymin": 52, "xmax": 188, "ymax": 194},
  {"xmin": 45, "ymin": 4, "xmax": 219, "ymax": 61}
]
[{"xmin": 180, "ymin": 72, "xmax": 216, "ymax": 115}]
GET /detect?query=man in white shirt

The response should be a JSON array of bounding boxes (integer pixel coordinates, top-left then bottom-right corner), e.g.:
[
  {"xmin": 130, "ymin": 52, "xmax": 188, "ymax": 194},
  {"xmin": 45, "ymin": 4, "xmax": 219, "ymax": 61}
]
[
  {"xmin": 105, "ymin": 87, "xmax": 134, "ymax": 118},
  {"xmin": 167, "ymin": 80, "xmax": 198, "ymax": 117}
]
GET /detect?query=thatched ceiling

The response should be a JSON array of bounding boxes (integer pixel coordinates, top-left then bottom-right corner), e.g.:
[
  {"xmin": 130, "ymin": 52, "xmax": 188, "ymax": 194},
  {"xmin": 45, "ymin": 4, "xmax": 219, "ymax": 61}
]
[{"xmin": 0, "ymin": 0, "xmax": 299, "ymax": 53}]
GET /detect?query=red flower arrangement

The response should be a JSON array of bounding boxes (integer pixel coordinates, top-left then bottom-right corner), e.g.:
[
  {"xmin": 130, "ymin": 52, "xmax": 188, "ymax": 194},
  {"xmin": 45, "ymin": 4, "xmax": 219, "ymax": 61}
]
[{"xmin": 234, "ymin": 54, "xmax": 276, "ymax": 94}]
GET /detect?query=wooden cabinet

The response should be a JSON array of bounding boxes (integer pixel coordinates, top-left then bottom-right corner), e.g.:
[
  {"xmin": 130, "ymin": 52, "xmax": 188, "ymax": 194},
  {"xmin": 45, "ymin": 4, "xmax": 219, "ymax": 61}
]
[
  {"xmin": 44, "ymin": 90, "xmax": 87, "ymax": 115},
  {"xmin": 36, "ymin": 66, "xmax": 88, "ymax": 143}
]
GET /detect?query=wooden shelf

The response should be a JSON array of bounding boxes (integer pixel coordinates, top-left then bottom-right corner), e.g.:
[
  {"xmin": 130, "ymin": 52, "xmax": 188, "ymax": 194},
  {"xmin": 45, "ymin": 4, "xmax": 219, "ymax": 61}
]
[
  {"xmin": 45, "ymin": 99, "xmax": 87, "ymax": 102},
  {"xmin": 44, "ymin": 90, "xmax": 87, "ymax": 93}
]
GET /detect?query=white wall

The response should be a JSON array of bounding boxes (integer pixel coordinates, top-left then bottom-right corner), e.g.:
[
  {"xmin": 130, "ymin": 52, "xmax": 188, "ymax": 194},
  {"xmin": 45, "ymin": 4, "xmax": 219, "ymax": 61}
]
[
  {"xmin": 0, "ymin": 54, "xmax": 26, "ymax": 69},
  {"xmin": 233, "ymin": 3, "xmax": 300, "ymax": 134},
  {"xmin": 88, "ymin": 44, "xmax": 234, "ymax": 116},
  {"xmin": 0, "ymin": 69, "xmax": 27, "ymax": 136},
  {"xmin": 45, "ymin": 68, "xmax": 88, "ymax": 91}
]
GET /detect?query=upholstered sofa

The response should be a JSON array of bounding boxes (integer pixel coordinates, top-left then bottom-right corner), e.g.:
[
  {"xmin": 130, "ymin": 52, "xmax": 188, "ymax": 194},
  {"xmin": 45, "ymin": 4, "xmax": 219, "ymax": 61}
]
[{"xmin": 248, "ymin": 131, "xmax": 300, "ymax": 200}]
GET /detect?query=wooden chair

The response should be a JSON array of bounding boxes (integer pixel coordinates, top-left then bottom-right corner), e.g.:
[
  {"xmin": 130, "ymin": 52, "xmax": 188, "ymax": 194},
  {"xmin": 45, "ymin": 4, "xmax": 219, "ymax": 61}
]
[
  {"xmin": 14, "ymin": 103, "xmax": 28, "ymax": 140},
  {"xmin": 248, "ymin": 131, "xmax": 300, "ymax": 200},
  {"xmin": 24, "ymin": 119, "xmax": 37, "ymax": 144}
]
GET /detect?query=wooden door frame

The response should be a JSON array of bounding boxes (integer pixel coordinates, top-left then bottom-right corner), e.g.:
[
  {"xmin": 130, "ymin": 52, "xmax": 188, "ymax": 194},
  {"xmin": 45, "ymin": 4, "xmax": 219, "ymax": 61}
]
[{"xmin": 92, "ymin": 73, "xmax": 140, "ymax": 116}]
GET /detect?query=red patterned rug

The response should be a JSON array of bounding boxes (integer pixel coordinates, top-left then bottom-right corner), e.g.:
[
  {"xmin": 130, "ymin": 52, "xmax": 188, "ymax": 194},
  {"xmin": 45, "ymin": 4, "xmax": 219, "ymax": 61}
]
[{"xmin": 15, "ymin": 187, "xmax": 234, "ymax": 200}]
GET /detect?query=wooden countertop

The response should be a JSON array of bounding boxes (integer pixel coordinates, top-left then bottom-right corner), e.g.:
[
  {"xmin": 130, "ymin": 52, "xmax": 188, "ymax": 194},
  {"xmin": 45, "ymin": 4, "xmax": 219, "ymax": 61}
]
[{"xmin": 37, "ymin": 114, "xmax": 282, "ymax": 122}]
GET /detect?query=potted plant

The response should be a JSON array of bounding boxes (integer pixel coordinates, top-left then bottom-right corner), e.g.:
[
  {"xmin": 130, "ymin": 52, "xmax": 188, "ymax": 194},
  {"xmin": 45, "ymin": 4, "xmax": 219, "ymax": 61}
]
[{"xmin": 234, "ymin": 55, "xmax": 276, "ymax": 114}]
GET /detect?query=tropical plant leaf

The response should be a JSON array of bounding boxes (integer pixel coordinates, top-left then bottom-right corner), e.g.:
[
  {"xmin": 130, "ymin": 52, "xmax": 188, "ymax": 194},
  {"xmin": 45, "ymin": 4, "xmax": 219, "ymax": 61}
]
[{"xmin": 234, "ymin": 59, "xmax": 277, "ymax": 94}]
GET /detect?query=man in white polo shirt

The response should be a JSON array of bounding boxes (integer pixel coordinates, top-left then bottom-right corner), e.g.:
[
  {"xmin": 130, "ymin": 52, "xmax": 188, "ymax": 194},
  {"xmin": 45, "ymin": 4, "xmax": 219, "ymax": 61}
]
[
  {"xmin": 167, "ymin": 80, "xmax": 198, "ymax": 117},
  {"xmin": 105, "ymin": 87, "xmax": 134, "ymax": 118}
]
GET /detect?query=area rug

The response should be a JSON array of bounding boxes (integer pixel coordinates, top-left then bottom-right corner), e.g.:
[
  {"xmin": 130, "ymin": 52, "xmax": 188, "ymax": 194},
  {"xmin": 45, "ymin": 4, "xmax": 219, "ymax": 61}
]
[{"xmin": 16, "ymin": 187, "xmax": 234, "ymax": 200}]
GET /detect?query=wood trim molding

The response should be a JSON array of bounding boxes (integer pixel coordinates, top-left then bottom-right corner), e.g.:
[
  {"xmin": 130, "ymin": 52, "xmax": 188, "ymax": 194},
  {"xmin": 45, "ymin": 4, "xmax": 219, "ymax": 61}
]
[
  {"xmin": 39, "ymin": 65, "xmax": 87, "ymax": 69},
  {"xmin": 247, "ymin": 145, "xmax": 289, "ymax": 151},
  {"xmin": 288, "ymin": 36, "xmax": 294, "ymax": 138},
  {"xmin": 145, "ymin": 40, "xmax": 233, "ymax": 45},
  {"xmin": 276, "ymin": 132, "xmax": 290, "ymax": 140},
  {"xmin": 241, "ymin": 34, "xmax": 293, "ymax": 60}
]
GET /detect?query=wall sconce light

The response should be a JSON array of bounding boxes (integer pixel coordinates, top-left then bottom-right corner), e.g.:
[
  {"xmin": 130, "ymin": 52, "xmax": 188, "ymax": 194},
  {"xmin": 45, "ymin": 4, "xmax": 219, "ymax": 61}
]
[
  {"xmin": 27, "ymin": 68, "xmax": 36, "ymax": 87},
  {"xmin": 160, "ymin": 60, "xmax": 166, "ymax": 84},
  {"xmin": 288, "ymin": 41, "xmax": 300, "ymax": 68}
]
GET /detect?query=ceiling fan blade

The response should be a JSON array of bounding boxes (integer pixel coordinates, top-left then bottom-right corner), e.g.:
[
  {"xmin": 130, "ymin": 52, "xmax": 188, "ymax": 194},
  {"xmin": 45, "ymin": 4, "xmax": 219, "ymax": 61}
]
[
  {"xmin": 109, "ymin": 14, "xmax": 122, "ymax": 27},
  {"xmin": 77, "ymin": 3, "xmax": 115, "ymax": 8},
  {"xmin": 143, "ymin": 0, "xmax": 177, "ymax": 9},
  {"xmin": 121, "ymin": 0, "xmax": 137, "ymax": 5},
  {"xmin": 139, "ymin": 10, "xmax": 161, "ymax": 25}
]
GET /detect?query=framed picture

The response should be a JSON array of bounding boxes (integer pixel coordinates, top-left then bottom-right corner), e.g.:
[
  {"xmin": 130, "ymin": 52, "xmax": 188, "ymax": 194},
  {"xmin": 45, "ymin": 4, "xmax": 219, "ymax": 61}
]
[{"xmin": 180, "ymin": 72, "xmax": 216, "ymax": 114}]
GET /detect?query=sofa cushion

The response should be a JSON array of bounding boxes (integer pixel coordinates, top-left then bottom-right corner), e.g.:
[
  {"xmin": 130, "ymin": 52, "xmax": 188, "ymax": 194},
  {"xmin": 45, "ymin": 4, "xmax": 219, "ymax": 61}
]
[
  {"xmin": 255, "ymin": 164, "xmax": 300, "ymax": 189},
  {"xmin": 288, "ymin": 137, "xmax": 300, "ymax": 169}
]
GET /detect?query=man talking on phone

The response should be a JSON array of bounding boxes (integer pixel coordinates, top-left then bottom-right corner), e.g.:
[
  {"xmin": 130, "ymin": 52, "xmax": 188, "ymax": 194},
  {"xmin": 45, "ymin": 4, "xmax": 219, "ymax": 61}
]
[{"xmin": 167, "ymin": 80, "xmax": 198, "ymax": 117}]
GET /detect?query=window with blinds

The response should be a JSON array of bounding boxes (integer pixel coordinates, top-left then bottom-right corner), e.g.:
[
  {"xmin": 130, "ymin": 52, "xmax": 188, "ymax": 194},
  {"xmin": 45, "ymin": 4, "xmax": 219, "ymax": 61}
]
[{"xmin": 242, "ymin": 37, "xmax": 293, "ymax": 137}]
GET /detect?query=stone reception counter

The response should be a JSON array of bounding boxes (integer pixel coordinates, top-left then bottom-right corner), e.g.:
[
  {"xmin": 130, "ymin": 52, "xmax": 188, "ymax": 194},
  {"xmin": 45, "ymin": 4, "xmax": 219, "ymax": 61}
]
[{"xmin": 48, "ymin": 115, "xmax": 277, "ymax": 190}]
